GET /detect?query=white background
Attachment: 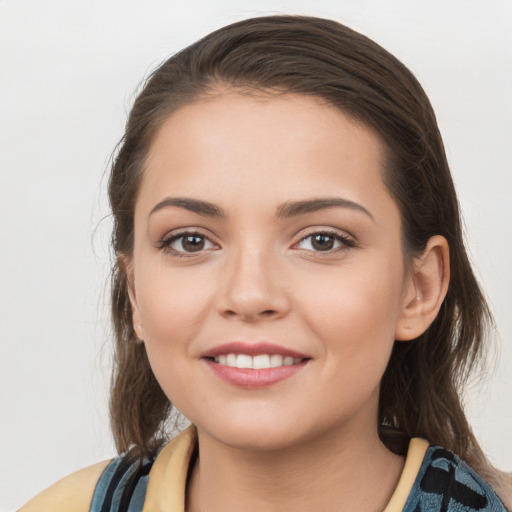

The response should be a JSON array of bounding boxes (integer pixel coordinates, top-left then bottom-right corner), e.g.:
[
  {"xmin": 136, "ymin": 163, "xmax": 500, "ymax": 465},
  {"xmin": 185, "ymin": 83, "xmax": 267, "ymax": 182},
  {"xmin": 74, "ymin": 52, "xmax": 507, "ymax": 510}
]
[{"xmin": 1, "ymin": 0, "xmax": 511, "ymax": 510}]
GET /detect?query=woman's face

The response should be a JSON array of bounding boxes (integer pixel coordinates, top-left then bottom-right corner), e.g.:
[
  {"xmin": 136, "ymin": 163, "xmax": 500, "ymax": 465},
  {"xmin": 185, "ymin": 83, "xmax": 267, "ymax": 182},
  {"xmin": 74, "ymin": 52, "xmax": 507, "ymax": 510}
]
[{"xmin": 128, "ymin": 91, "xmax": 415, "ymax": 451}]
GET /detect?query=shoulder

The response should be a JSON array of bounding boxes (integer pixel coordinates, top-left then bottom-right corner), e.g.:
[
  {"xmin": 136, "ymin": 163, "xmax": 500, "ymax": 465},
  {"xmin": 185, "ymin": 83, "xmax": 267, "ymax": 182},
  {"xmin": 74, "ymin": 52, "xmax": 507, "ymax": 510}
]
[
  {"xmin": 19, "ymin": 459, "xmax": 112, "ymax": 512},
  {"xmin": 404, "ymin": 445, "xmax": 508, "ymax": 512},
  {"xmin": 18, "ymin": 427, "xmax": 196, "ymax": 512}
]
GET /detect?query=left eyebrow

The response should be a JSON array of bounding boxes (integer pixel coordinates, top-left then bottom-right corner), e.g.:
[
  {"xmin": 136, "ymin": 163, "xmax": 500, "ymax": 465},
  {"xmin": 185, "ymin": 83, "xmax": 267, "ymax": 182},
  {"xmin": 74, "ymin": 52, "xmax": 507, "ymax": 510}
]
[
  {"xmin": 149, "ymin": 197, "xmax": 226, "ymax": 218},
  {"xmin": 276, "ymin": 198, "xmax": 374, "ymax": 221}
]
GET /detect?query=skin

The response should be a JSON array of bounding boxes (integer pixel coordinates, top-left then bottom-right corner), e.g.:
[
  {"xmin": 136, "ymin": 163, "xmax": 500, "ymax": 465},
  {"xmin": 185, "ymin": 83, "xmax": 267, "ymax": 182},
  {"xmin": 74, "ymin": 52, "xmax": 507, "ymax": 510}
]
[{"xmin": 127, "ymin": 91, "xmax": 449, "ymax": 512}]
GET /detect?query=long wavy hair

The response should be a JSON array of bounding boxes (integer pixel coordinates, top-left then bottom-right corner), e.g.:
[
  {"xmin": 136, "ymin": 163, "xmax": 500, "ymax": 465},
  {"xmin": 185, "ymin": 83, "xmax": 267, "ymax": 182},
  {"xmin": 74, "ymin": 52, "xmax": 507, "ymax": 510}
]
[{"xmin": 107, "ymin": 15, "xmax": 510, "ymax": 500}]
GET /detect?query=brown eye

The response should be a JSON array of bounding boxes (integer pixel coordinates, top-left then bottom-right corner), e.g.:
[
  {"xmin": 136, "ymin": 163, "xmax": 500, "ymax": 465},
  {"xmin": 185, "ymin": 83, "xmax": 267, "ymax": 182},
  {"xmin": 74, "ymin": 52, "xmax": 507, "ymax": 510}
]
[
  {"xmin": 181, "ymin": 235, "xmax": 205, "ymax": 252},
  {"xmin": 296, "ymin": 231, "xmax": 354, "ymax": 253},
  {"xmin": 163, "ymin": 232, "xmax": 215, "ymax": 254},
  {"xmin": 311, "ymin": 234, "xmax": 335, "ymax": 251}
]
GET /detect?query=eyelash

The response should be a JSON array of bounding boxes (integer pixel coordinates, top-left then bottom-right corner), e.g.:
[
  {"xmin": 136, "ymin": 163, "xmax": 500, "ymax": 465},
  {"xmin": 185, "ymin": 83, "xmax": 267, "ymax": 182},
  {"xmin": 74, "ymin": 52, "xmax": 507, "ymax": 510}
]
[
  {"xmin": 158, "ymin": 230, "xmax": 217, "ymax": 257},
  {"xmin": 157, "ymin": 229, "xmax": 356, "ymax": 257},
  {"xmin": 294, "ymin": 230, "xmax": 356, "ymax": 253}
]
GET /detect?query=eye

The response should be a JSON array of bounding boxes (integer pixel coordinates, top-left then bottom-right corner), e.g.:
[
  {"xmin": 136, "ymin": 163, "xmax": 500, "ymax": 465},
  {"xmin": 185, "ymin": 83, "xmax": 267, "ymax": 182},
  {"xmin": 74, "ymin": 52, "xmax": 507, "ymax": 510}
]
[
  {"xmin": 295, "ymin": 231, "xmax": 354, "ymax": 252},
  {"xmin": 160, "ymin": 231, "xmax": 216, "ymax": 255}
]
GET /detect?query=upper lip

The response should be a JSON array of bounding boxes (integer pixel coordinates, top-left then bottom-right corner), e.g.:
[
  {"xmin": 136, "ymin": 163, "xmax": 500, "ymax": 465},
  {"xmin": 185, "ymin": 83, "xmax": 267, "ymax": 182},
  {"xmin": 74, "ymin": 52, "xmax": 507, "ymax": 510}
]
[{"xmin": 202, "ymin": 342, "xmax": 309, "ymax": 359}]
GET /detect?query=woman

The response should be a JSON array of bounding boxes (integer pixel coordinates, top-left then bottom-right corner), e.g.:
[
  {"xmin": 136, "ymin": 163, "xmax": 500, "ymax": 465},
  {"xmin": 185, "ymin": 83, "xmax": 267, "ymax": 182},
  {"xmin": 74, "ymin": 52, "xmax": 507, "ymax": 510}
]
[{"xmin": 21, "ymin": 15, "xmax": 511, "ymax": 512}]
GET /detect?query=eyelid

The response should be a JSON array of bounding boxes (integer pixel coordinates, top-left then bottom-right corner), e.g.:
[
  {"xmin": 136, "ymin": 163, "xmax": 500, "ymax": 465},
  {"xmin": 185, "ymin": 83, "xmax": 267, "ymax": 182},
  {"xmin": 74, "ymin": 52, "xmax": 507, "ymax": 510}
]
[
  {"xmin": 156, "ymin": 226, "xmax": 356, "ymax": 256},
  {"xmin": 291, "ymin": 227, "xmax": 357, "ymax": 252},
  {"xmin": 157, "ymin": 228, "xmax": 220, "ymax": 256}
]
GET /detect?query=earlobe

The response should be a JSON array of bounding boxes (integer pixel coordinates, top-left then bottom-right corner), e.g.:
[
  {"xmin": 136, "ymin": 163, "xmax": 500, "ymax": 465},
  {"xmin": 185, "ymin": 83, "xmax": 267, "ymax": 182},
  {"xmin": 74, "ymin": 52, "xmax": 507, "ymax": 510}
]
[
  {"xmin": 119, "ymin": 253, "xmax": 144, "ymax": 342},
  {"xmin": 395, "ymin": 235, "xmax": 450, "ymax": 341}
]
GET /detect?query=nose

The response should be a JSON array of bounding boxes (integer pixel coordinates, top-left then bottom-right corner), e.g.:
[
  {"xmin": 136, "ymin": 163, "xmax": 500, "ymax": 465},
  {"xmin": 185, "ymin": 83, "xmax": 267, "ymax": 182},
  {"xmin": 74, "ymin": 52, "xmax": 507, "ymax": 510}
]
[{"xmin": 217, "ymin": 245, "xmax": 291, "ymax": 322}]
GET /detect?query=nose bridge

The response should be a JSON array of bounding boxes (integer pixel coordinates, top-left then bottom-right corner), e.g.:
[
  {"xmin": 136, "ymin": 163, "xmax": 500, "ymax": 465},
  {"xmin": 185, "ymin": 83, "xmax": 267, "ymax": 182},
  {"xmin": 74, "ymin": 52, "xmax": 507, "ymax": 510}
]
[{"xmin": 219, "ymin": 238, "xmax": 289, "ymax": 320}]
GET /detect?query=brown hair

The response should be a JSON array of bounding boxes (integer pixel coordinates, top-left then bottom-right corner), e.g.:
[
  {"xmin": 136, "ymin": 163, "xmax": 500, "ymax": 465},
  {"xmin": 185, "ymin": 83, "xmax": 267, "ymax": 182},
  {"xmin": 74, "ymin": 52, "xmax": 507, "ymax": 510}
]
[{"xmin": 108, "ymin": 14, "xmax": 510, "ymax": 499}]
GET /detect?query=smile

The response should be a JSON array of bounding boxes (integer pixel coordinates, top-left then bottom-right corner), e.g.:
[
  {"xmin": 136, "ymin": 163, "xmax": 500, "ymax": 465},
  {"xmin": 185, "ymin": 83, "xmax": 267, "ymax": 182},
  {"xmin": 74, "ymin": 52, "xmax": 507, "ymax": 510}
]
[
  {"xmin": 202, "ymin": 342, "xmax": 310, "ymax": 388},
  {"xmin": 213, "ymin": 354, "xmax": 303, "ymax": 369}
]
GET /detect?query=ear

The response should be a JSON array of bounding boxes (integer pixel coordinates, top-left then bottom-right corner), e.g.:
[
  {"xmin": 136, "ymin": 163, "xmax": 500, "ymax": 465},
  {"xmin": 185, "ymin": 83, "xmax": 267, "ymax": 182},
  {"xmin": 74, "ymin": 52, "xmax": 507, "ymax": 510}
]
[
  {"xmin": 395, "ymin": 235, "xmax": 450, "ymax": 341},
  {"xmin": 119, "ymin": 253, "xmax": 144, "ymax": 342}
]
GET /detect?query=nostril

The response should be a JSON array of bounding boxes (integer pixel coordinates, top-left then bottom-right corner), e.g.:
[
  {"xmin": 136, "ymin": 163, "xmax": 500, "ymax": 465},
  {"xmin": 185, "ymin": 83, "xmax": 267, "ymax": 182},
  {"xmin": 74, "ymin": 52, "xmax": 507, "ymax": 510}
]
[{"xmin": 221, "ymin": 308, "xmax": 279, "ymax": 320}]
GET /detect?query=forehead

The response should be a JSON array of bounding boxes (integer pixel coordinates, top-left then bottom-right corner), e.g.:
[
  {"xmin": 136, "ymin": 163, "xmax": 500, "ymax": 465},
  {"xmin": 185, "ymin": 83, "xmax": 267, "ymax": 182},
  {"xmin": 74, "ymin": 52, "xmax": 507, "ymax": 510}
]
[{"xmin": 139, "ymin": 92, "xmax": 395, "ymax": 221}]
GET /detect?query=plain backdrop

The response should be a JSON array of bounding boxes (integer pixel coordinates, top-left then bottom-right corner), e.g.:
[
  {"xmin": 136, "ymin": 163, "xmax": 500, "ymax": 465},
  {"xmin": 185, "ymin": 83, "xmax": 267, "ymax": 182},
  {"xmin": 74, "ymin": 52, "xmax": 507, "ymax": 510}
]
[{"xmin": 1, "ymin": 0, "xmax": 511, "ymax": 510}]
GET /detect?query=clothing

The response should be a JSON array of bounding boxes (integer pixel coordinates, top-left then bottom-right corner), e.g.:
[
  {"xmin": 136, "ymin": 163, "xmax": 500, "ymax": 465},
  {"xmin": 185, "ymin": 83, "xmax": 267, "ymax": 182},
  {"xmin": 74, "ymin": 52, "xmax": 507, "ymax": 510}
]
[
  {"xmin": 20, "ymin": 425, "xmax": 507, "ymax": 511},
  {"xmin": 90, "ymin": 426, "xmax": 507, "ymax": 512},
  {"xmin": 403, "ymin": 446, "xmax": 506, "ymax": 512}
]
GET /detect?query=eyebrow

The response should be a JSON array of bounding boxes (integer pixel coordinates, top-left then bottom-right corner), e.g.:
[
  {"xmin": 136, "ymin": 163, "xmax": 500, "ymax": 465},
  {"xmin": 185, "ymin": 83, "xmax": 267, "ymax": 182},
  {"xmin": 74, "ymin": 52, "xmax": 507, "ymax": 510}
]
[
  {"xmin": 150, "ymin": 197, "xmax": 226, "ymax": 218},
  {"xmin": 149, "ymin": 196, "xmax": 374, "ymax": 221},
  {"xmin": 276, "ymin": 198, "xmax": 374, "ymax": 221}
]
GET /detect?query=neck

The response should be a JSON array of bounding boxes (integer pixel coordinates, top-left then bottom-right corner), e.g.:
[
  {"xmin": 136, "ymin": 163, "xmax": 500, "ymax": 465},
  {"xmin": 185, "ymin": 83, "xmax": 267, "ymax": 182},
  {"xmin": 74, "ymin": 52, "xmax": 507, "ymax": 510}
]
[{"xmin": 186, "ymin": 420, "xmax": 404, "ymax": 512}]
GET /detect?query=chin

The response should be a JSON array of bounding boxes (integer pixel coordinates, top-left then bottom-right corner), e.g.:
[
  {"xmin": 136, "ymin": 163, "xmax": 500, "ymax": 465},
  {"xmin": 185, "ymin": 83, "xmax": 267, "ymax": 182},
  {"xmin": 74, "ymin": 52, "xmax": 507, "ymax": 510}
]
[
  {"xmin": 193, "ymin": 412, "xmax": 322, "ymax": 453},
  {"xmin": 217, "ymin": 428, "xmax": 299, "ymax": 452}
]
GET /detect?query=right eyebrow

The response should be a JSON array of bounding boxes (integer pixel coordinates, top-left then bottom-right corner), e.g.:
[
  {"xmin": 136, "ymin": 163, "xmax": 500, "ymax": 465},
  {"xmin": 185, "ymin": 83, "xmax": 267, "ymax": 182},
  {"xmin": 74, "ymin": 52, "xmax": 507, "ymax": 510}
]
[
  {"xmin": 149, "ymin": 197, "xmax": 226, "ymax": 218},
  {"xmin": 276, "ymin": 197, "xmax": 374, "ymax": 221}
]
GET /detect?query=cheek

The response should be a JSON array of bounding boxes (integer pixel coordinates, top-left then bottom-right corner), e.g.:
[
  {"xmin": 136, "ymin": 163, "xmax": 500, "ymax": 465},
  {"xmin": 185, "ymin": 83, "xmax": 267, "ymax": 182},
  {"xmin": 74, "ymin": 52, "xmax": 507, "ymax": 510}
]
[
  {"xmin": 299, "ymin": 259, "xmax": 404, "ymax": 372},
  {"xmin": 135, "ymin": 264, "xmax": 214, "ymax": 356},
  {"xmin": 302, "ymin": 261, "xmax": 403, "ymax": 331},
  {"xmin": 136, "ymin": 270, "xmax": 210, "ymax": 408},
  {"xmin": 303, "ymin": 272, "xmax": 402, "ymax": 418}
]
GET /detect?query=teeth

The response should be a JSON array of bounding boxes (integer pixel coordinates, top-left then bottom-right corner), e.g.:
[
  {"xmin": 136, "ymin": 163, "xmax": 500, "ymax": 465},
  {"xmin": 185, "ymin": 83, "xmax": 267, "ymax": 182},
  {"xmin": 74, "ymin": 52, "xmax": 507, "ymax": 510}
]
[
  {"xmin": 253, "ymin": 354, "xmax": 270, "ymax": 369},
  {"xmin": 213, "ymin": 353, "xmax": 303, "ymax": 369},
  {"xmin": 270, "ymin": 354, "xmax": 283, "ymax": 367},
  {"xmin": 236, "ymin": 354, "xmax": 252, "ymax": 368}
]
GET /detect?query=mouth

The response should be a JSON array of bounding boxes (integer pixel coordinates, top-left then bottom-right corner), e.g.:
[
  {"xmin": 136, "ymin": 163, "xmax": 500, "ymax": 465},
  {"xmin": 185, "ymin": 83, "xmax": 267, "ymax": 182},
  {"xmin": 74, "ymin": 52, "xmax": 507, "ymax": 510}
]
[
  {"xmin": 209, "ymin": 353, "xmax": 304, "ymax": 369},
  {"xmin": 202, "ymin": 342, "xmax": 310, "ymax": 388}
]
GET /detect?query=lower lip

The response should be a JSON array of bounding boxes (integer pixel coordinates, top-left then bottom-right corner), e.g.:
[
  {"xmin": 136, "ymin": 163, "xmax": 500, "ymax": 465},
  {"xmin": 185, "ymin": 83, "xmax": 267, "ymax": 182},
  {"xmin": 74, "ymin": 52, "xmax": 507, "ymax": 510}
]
[{"xmin": 204, "ymin": 359, "xmax": 308, "ymax": 388}]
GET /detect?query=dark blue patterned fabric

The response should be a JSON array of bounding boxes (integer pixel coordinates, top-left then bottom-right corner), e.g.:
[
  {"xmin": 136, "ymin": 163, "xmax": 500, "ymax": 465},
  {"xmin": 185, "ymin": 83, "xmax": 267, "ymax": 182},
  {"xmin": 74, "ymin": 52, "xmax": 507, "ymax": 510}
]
[
  {"xmin": 89, "ymin": 454, "xmax": 154, "ymax": 512},
  {"xmin": 90, "ymin": 444, "xmax": 507, "ymax": 511},
  {"xmin": 403, "ymin": 447, "xmax": 507, "ymax": 511}
]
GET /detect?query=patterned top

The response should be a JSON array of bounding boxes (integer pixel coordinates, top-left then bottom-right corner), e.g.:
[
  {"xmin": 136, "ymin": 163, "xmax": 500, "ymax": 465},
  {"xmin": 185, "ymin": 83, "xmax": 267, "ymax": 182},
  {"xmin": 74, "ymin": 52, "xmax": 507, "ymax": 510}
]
[
  {"xmin": 402, "ymin": 447, "xmax": 506, "ymax": 511},
  {"xmin": 89, "ymin": 454, "xmax": 153, "ymax": 512},
  {"xmin": 90, "ymin": 431, "xmax": 507, "ymax": 512}
]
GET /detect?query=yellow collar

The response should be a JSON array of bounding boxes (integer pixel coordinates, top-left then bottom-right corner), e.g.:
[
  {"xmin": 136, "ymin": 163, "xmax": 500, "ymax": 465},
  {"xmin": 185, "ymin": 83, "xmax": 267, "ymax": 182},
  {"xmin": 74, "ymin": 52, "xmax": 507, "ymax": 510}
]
[
  {"xmin": 383, "ymin": 437, "xmax": 429, "ymax": 512},
  {"xmin": 142, "ymin": 425, "xmax": 197, "ymax": 512}
]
